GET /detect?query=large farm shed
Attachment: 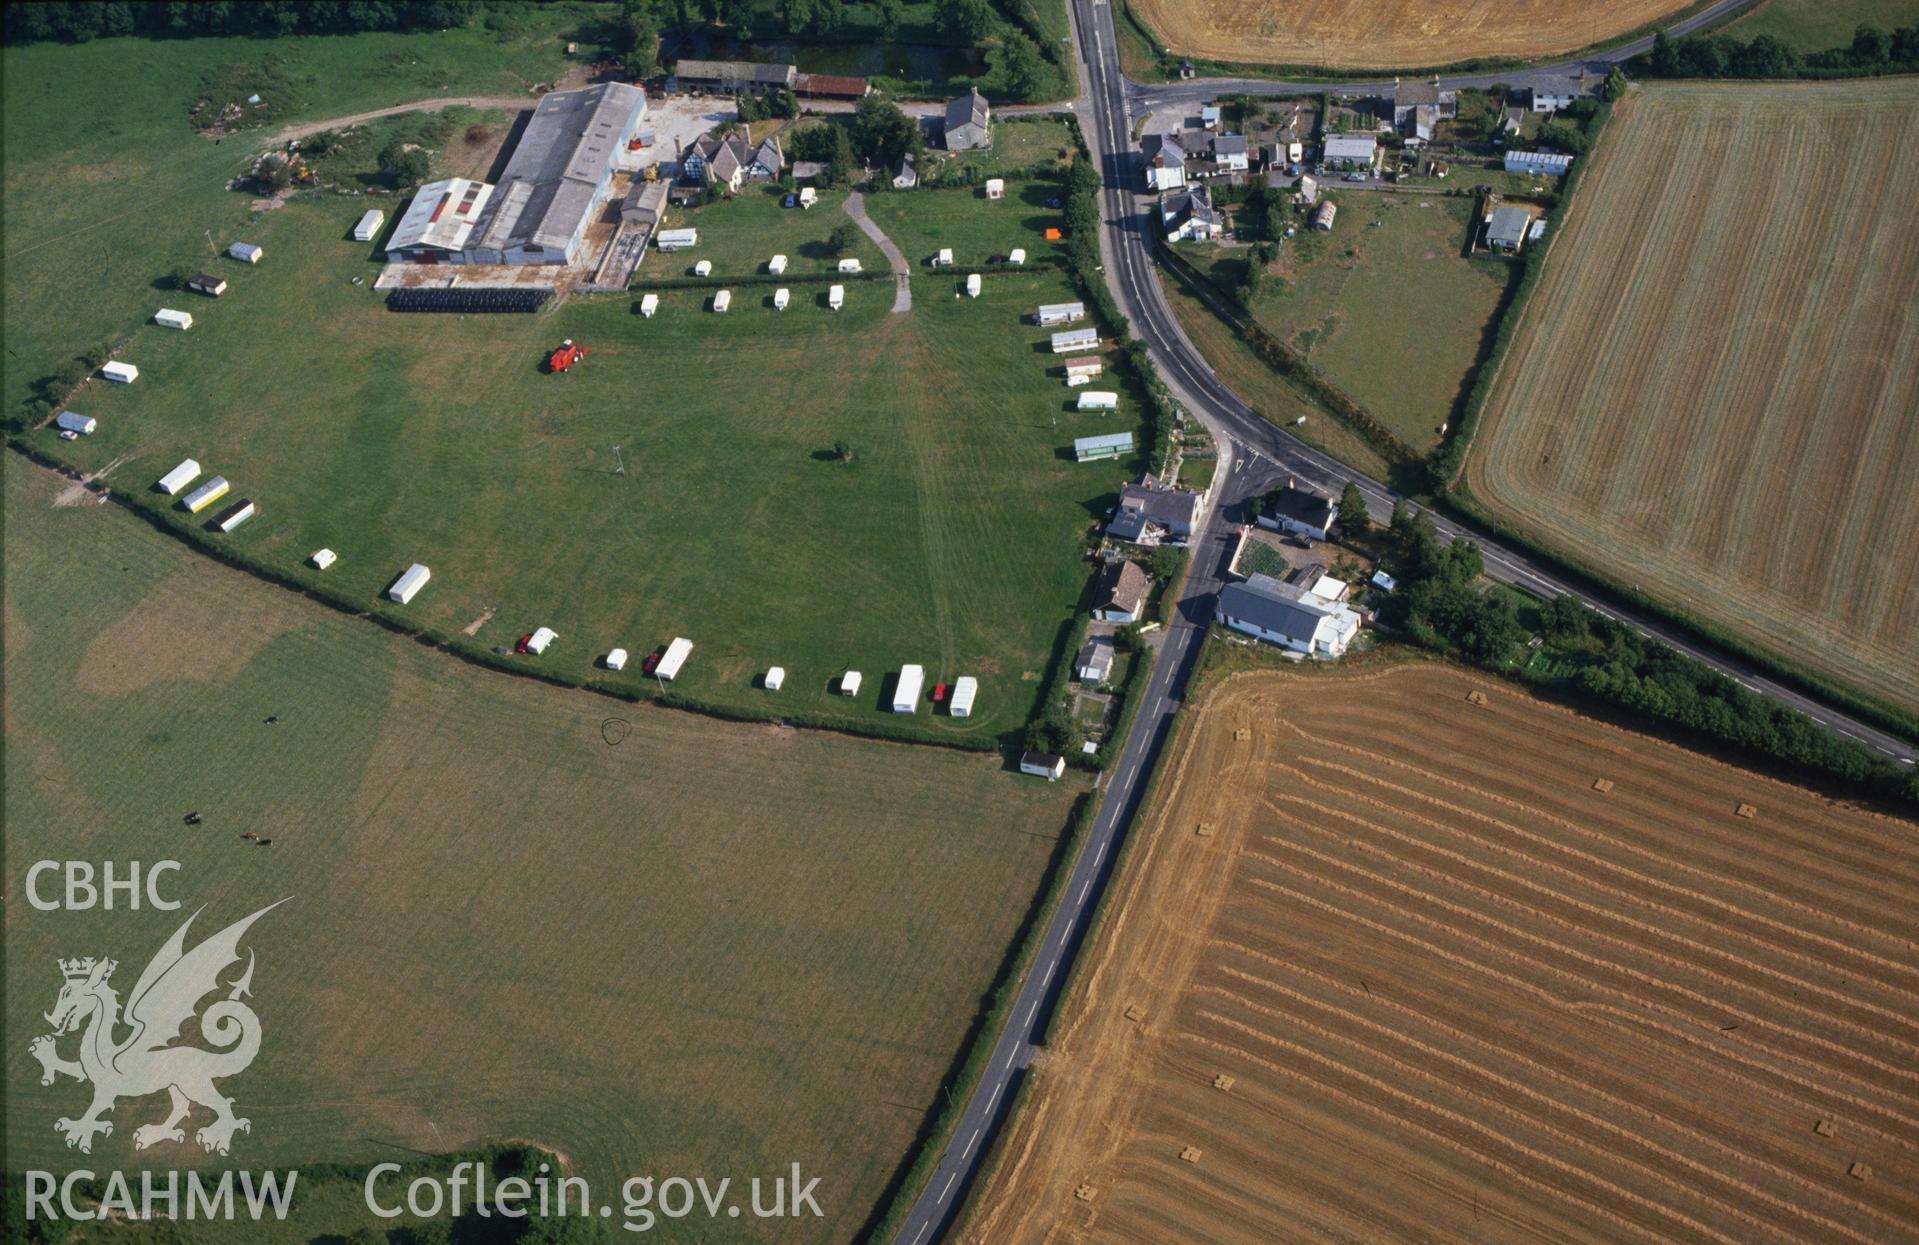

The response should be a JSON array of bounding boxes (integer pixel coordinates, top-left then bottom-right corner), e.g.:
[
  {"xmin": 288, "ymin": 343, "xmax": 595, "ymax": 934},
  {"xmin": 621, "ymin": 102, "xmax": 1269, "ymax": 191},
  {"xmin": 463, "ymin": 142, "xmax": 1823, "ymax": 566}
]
[{"xmin": 389, "ymin": 83, "xmax": 647, "ymax": 266}]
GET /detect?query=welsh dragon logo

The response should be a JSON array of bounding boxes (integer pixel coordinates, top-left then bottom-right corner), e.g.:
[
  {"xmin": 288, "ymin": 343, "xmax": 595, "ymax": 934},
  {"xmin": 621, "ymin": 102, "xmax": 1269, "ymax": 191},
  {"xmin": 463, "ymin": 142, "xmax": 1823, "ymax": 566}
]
[{"xmin": 28, "ymin": 901, "xmax": 282, "ymax": 1156}]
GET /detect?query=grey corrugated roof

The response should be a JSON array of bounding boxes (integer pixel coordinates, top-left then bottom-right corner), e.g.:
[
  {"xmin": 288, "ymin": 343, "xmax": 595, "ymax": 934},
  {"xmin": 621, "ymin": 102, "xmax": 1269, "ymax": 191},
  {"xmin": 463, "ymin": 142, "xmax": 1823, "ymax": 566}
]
[
  {"xmin": 676, "ymin": 59, "xmax": 795, "ymax": 86},
  {"xmin": 946, "ymin": 87, "xmax": 989, "ymax": 132},
  {"xmin": 474, "ymin": 82, "xmax": 646, "ymax": 255},
  {"xmin": 1488, "ymin": 206, "xmax": 1531, "ymax": 246}
]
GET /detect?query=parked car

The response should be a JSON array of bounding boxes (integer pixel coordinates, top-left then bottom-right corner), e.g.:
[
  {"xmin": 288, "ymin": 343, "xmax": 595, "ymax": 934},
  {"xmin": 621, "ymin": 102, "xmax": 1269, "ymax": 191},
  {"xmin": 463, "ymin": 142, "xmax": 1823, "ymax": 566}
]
[
  {"xmin": 781, "ymin": 192, "xmax": 798, "ymax": 208},
  {"xmin": 1345, "ymin": 172, "xmax": 1367, "ymax": 182},
  {"xmin": 514, "ymin": 633, "xmax": 536, "ymax": 654},
  {"xmin": 931, "ymin": 682, "xmax": 949, "ymax": 704},
  {"xmin": 642, "ymin": 651, "xmax": 662, "ymax": 673},
  {"xmin": 1046, "ymin": 196, "xmax": 1062, "ymax": 208}
]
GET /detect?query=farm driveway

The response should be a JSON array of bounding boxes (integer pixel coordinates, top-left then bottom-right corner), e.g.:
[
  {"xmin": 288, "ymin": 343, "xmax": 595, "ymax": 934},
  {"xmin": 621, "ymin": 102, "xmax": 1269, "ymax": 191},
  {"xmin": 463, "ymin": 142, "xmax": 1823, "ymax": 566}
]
[
  {"xmin": 256, "ymin": 95, "xmax": 540, "ymax": 150},
  {"xmin": 842, "ymin": 190, "xmax": 912, "ymax": 312}
]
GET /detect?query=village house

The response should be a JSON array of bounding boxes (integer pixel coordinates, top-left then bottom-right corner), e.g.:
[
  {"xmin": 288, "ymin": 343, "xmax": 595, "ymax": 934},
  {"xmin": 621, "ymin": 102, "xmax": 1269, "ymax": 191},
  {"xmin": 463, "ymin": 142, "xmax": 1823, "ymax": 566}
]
[
  {"xmin": 1258, "ymin": 480, "xmax": 1338, "ymax": 540},
  {"xmin": 683, "ymin": 131, "xmax": 782, "ymax": 192},
  {"xmin": 1161, "ymin": 185, "xmax": 1224, "ymax": 242},
  {"xmin": 1109, "ymin": 474, "xmax": 1208, "ymax": 545},
  {"xmin": 1216, "ymin": 573, "xmax": 1362, "ymax": 658},
  {"xmin": 1140, "ymin": 132, "xmax": 1188, "ymax": 192},
  {"xmin": 1075, "ymin": 635, "xmax": 1116, "ymax": 684},
  {"xmin": 943, "ymin": 87, "xmax": 991, "ymax": 151},
  {"xmin": 1390, "ymin": 76, "xmax": 1457, "ymax": 135},
  {"xmin": 1091, "ymin": 559, "xmax": 1152, "ymax": 623}
]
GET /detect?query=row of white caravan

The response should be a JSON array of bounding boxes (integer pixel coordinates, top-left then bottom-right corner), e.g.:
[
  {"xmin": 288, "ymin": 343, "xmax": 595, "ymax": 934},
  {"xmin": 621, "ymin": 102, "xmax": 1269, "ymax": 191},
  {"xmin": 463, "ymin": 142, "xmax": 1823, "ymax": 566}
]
[
  {"xmin": 830, "ymin": 666, "xmax": 977, "ymax": 717},
  {"xmin": 156, "ymin": 458, "xmax": 256, "ymax": 532},
  {"xmin": 641, "ymin": 286, "xmax": 845, "ymax": 317}
]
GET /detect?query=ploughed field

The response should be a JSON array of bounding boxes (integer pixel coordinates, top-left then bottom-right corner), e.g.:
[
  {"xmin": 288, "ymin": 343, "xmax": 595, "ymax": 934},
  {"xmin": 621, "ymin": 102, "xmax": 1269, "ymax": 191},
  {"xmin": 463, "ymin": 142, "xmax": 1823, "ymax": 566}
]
[
  {"xmin": 1127, "ymin": 0, "xmax": 1692, "ymax": 69},
  {"xmin": 3, "ymin": 455, "xmax": 1081, "ymax": 1244},
  {"xmin": 963, "ymin": 662, "xmax": 1919, "ymax": 1245},
  {"xmin": 1465, "ymin": 80, "xmax": 1919, "ymax": 718}
]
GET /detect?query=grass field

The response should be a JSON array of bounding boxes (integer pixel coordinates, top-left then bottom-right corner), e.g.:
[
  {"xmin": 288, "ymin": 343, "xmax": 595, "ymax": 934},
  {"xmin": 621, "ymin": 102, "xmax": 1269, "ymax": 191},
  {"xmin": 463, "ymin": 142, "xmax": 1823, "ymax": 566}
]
[
  {"xmin": 963, "ymin": 660, "xmax": 1919, "ymax": 1245},
  {"xmin": 1125, "ymin": 0, "xmax": 1696, "ymax": 70},
  {"xmin": 1155, "ymin": 268, "xmax": 1396, "ymax": 483},
  {"xmin": 653, "ymin": 184, "xmax": 888, "ymax": 278},
  {"xmin": 1184, "ymin": 195, "xmax": 1511, "ymax": 452},
  {"xmin": 1464, "ymin": 80, "xmax": 1919, "ymax": 717},
  {"xmin": 861, "ymin": 178, "xmax": 1068, "ymax": 269},
  {"xmin": 3, "ymin": 453, "xmax": 1082, "ymax": 1241},
  {"xmin": 1722, "ymin": 0, "xmax": 1919, "ymax": 51}
]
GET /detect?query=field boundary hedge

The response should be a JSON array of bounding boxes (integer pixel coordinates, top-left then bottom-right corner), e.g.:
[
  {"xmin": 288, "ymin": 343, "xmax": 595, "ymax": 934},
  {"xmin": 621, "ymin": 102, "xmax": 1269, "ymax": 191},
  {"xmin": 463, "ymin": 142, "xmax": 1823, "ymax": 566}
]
[{"xmin": 857, "ymin": 788, "xmax": 1099, "ymax": 1244}]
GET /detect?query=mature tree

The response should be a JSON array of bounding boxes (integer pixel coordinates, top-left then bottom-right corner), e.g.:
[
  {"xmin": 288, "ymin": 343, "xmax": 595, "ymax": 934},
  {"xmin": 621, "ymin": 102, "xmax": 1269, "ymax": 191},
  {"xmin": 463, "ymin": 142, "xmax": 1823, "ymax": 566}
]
[
  {"xmin": 378, "ymin": 140, "xmax": 432, "ymax": 186},
  {"xmin": 1604, "ymin": 65, "xmax": 1630, "ymax": 101},
  {"xmin": 876, "ymin": 0, "xmax": 903, "ymax": 39},
  {"xmin": 1149, "ymin": 545, "xmax": 1188, "ymax": 582},
  {"xmin": 937, "ymin": 0, "xmax": 997, "ymax": 43},
  {"xmin": 1851, "ymin": 23, "xmax": 1892, "ymax": 63},
  {"xmin": 254, "ymin": 153, "xmax": 292, "ymax": 190},
  {"xmin": 849, "ymin": 93, "xmax": 920, "ymax": 167},
  {"xmin": 828, "ymin": 222, "xmax": 860, "ymax": 255},
  {"xmin": 1337, "ymin": 481, "xmax": 1370, "ymax": 536},
  {"xmin": 997, "ymin": 29, "xmax": 1051, "ymax": 101}
]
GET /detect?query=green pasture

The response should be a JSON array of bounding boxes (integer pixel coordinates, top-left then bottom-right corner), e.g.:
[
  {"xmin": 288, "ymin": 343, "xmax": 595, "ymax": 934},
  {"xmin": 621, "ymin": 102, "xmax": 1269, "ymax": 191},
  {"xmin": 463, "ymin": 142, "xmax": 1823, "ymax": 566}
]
[{"xmin": 1721, "ymin": 0, "xmax": 1918, "ymax": 51}]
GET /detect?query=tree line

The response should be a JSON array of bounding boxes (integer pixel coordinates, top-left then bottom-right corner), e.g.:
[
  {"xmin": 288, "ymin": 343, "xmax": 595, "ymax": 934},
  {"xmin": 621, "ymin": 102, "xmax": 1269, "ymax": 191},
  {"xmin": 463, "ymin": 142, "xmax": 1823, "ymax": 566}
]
[
  {"xmin": 4, "ymin": 1, "xmax": 482, "ymax": 44},
  {"xmin": 1639, "ymin": 22, "xmax": 1919, "ymax": 80}
]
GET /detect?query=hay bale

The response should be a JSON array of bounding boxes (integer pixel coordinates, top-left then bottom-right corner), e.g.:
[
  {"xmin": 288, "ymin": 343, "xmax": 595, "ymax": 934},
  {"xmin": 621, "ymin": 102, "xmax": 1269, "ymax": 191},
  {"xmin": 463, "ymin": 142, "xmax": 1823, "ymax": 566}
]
[
  {"xmin": 1736, "ymin": 802, "xmax": 1758, "ymax": 819},
  {"xmin": 1179, "ymin": 1146, "xmax": 1203, "ymax": 1164},
  {"xmin": 1814, "ymin": 1118, "xmax": 1836, "ymax": 1138},
  {"xmin": 1466, "ymin": 690, "xmax": 1489, "ymax": 706},
  {"xmin": 1074, "ymin": 1184, "xmax": 1097, "ymax": 1202},
  {"xmin": 1213, "ymin": 1074, "xmax": 1235, "ymax": 1091},
  {"xmin": 1196, "ymin": 822, "xmax": 1216, "ymax": 838},
  {"xmin": 1123, "ymin": 1004, "xmax": 1145, "ymax": 1023},
  {"xmin": 1849, "ymin": 1161, "xmax": 1871, "ymax": 1181},
  {"xmin": 1234, "ymin": 727, "xmax": 1251, "ymax": 741},
  {"xmin": 1592, "ymin": 778, "xmax": 1614, "ymax": 793}
]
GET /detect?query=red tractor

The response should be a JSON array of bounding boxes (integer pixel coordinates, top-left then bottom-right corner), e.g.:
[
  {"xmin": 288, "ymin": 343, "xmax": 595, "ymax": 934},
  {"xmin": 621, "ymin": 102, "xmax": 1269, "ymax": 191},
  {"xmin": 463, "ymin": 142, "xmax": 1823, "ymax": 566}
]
[{"xmin": 547, "ymin": 339, "xmax": 588, "ymax": 373}]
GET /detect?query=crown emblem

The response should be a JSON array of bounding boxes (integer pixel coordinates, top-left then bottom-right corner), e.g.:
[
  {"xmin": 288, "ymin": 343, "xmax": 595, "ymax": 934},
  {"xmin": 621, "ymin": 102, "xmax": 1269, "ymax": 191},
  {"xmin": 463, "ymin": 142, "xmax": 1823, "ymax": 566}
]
[{"xmin": 60, "ymin": 957, "xmax": 112, "ymax": 981}]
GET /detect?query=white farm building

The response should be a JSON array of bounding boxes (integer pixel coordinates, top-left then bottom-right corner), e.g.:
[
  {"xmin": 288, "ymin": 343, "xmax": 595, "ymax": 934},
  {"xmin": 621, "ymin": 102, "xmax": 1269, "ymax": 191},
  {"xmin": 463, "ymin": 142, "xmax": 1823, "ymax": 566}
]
[{"xmin": 386, "ymin": 83, "xmax": 647, "ymax": 265}]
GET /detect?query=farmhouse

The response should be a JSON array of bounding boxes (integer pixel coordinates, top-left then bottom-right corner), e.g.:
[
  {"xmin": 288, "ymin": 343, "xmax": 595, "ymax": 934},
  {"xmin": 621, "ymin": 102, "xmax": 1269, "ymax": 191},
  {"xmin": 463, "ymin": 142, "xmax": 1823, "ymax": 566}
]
[
  {"xmin": 1486, "ymin": 205, "xmax": 1532, "ymax": 253},
  {"xmin": 186, "ymin": 274, "xmax": 227, "ymax": 297},
  {"xmin": 1259, "ymin": 480, "xmax": 1337, "ymax": 540},
  {"xmin": 1020, "ymin": 751, "xmax": 1067, "ymax": 781},
  {"xmin": 154, "ymin": 307, "xmax": 192, "ymax": 330},
  {"xmin": 1526, "ymin": 73, "xmax": 1591, "ymax": 113},
  {"xmin": 943, "ymin": 87, "xmax": 991, "ymax": 151},
  {"xmin": 386, "ymin": 177, "xmax": 496, "ymax": 261},
  {"xmin": 1216, "ymin": 574, "xmax": 1361, "ymax": 658},
  {"xmin": 354, "ymin": 208, "xmax": 386, "ymax": 241},
  {"xmin": 1074, "ymin": 432, "xmax": 1134, "ymax": 462},
  {"xmin": 948, "ymin": 676, "xmax": 978, "ymax": 718},
  {"xmin": 1391, "ymin": 77, "xmax": 1456, "ymax": 133},
  {"xmin": 1200, "ymin": 132, "xmax": 1250, "ymax": 176},
  {"xmin": 1052, "ymin": 327, "xmax": 1100, "ymax": 354},
  {"xmin": 1140, "ymin": 131, "xmax": 1188, "ymax": 192},
  {"xmin": 1092, "ymin": 558, "xmax": 1152, "ymax": 622},
  {"xmin": 1322, "ymin": 135, "xmax": 1377, "ymax": 169},
  {"xmin": 1075, "ymin": 636, "xmax": 1115, "ymax": 684},
  {"xmin": 1109, "ymin": 474, "xmax": 1207, "ymax": 546},
  {"xmin": 672, "ymin": 59, "xmax": 796, "ymax": 95},
  {"xmin": 1505, "ymin": 150, "xmax": 1575, "ymax": 176},
  {"xmin": 389, "ymin": 563, "xmax": 431, "ymax": 604},
  {"xmin": 684, "ymin": 130, "xmax": 783, "ymax": 191},
  {"xmin": 1162, "ymin": 186, "xmax": 1224, "ymax": 242}
]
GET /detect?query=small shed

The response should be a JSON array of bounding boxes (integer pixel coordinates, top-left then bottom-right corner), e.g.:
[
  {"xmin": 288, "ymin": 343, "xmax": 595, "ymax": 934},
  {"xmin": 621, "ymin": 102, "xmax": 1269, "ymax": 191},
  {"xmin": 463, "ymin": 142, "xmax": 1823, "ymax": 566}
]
[
  {"xmin": 656, "ymin": 636, "xmax": 694, "ymax": 680},
  {"xmin": 984, "ymin": 178, "xmax": 1005, "ymax": 200},
  {"xmin": 154, "ymin": 308, "xmax": 193, "ymax": 331},
  {"xmin": 213, "ymin": 499, "xmax": 256, "ymax": 532},
  {"xmin": 606, "ymin": 647, "xmax": 629, "ymax": 671},
  {"xmin": 310, "ymin": 548, "xmax": 337, "ymax": 570},
  {"xmin": 773, "ymin": 287, "xmax": 790, "ymax": 310},
  {"xmin": 1077, "ymin": 390, "xmax": 1119, "ymax": 412},
  {"xmin": 181, "ymin": 476, "xmax": 230, "ymax": 513},
  {"xmin": 156, "ymin": 458, "xmax": 201, "ymax": 494},
  {"xmin": 1051, "ymin": 327, "xmax": 1100, "ymax": 354},
  {"xmin": 388, "ymin": 563, "xmax": 431, "ymax": 604},
  {"xmin": 965, "ymin": 273, "xmax": 981, "ymax": 298},
  {"xmin": 948, "ymin": 676, "xmax": 978, "ymax": 718},
  {"xmin": 1020, "ymin": 751, "xmax": 1066, "ymax": 781},
  {"xmin": 228, "ymin": 242, "xmax": 263, "ymax": 264},
  {"xmin": 354, "ymin": 208, "xmax": 386, "ymax": 242},
  {"xmin": 54, "ymin": 410, "xmax": 96, "ymax": 436},
  {"xmin": 1036, "ymin": 301, "xmax": 1086, "ymax": 326},
  {"xmin": 768, "ymin": 254, "xmax": 787, "ymax": 274},
  {"xmin": 1073, "ymin": 432, "xmax": 1134, "ymax": 462},
  {"xmin": 1008, "ymin": 248, "xmax": 1026, "ymax": 265},
  {"xmin": 1064, "ymin": 356, "xmax": 1103, "ymax": 380},
  {"xmin": 840, "ymin": 670, "xmax": 862, "ymax": 696},
  {"xmin": 828, "ymin": 284, "xmax": 845, "ymax": 310},
  {"xmin": 712, "ymin": 289, "xmax": 732, "ymax": 313},
  {"xmin": 893, "ymin": 664, "xmax": 925, "ymax": 713},
  {"xmin": 837, "ymin": 258, "xmax": 862, "ymax": 273},
  {"xmin": 187, "ymin": 274, "xmax": 227, "ymax": 297},
  {"xmin": 524, "ymin": 626, "xmax": 557, "ymax": 655},
  {"xmin": 693, "ymin": 259, "xmax": 713, "ymax": 277},
  {"xmin": 640, "ymin": 293, "xmax": 660, "ymax": 317},
  {"xmin": 764, "ymin": 665, "xmax": 785, "ymax": 691},
  {"xmin": 656, "ymin": 228, "xmax": 699, "ymax": 251},
  {"xmin": 932, "ymin": 248, "xmax": 953, "ymax": 267},
  {"xmin": 101, "ymin": 361, "xmax": 139, "ymax": 384}
]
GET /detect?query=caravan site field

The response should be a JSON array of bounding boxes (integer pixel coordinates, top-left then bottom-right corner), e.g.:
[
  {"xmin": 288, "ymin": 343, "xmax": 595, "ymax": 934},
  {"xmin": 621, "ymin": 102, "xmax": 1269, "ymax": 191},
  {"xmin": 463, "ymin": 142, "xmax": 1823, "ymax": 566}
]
[
  {"xmin": 1464, "ymin": 80, "xmax": 1919, "ymax": 719},
  {"xmin": 3, "ymin": 453, "xmax": 1082, "ymax": 1242},
  {"xmin": 1124, "ymin": 0, "xmax": 1693, "ymax": 70},
  {"xmin": 962, "ymin": 661, "xmax": 1919, "ymax": 1245}
]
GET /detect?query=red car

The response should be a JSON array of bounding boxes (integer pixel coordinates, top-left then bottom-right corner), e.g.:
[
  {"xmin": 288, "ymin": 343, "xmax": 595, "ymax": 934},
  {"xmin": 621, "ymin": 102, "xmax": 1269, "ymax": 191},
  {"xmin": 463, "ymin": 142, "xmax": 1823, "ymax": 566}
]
[
  {"xmin": 641, "ymin": 651, "xmax": 662, "ymax": 674},
  {"xmin": 931, "ymin": 682, "xmax": 949, "ymax": 704},
  {"xmin": 514, "ymin": 633, "xmax": 536, "ymax": 654}
]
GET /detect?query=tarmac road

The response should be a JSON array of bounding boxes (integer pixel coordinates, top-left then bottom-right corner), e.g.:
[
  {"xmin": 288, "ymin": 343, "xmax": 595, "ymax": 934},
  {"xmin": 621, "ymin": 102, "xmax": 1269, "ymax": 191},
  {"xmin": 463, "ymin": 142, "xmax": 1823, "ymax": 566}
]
[{"xmin": 888, "ymin": 2, "xmax": 1911, "ymax": 1240}]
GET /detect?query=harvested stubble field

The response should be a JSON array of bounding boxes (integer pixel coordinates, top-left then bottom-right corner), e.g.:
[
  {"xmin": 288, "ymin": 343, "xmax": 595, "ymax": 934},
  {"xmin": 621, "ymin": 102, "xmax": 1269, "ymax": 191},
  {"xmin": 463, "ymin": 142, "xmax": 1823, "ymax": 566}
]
[
  {"xmin": 964, "ymin": 662, "xmax": 1919, "ymax": 1245},
  {"xmin": 1466, "ymin": 80, "xmax": 1919, "ymax": 717},
  {"xmin": 3, "ymin": 455, "xmax": 1081, "ymax": 1243},
  {"xmin": 1126, "ymin": 0, "xmax": 1693, "ymax": 69}
]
